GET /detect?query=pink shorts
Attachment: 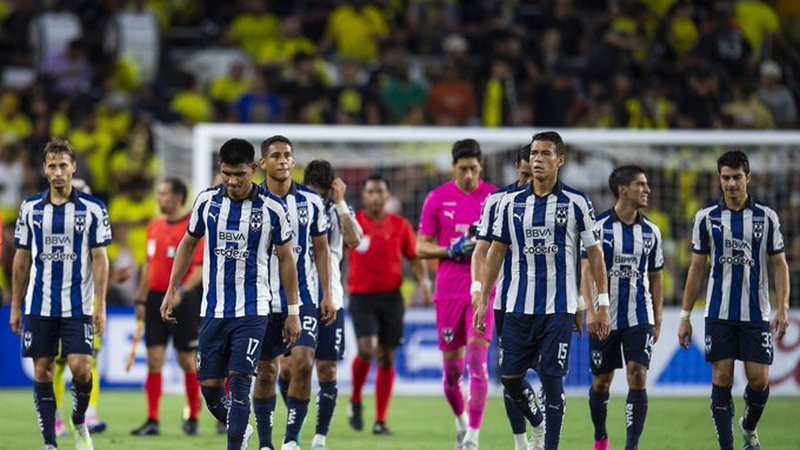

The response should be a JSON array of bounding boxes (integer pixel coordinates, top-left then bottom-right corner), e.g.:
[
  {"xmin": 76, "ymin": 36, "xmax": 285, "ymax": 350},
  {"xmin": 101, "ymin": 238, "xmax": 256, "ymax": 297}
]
[{"xmin": 435, "ymin": 296, "xmax": 495, "ymax": 351}]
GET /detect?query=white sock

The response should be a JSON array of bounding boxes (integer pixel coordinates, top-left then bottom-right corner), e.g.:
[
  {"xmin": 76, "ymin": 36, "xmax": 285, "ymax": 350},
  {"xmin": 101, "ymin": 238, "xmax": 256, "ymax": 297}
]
[
  {"xmin": 86, "ymin": 406, "xmax": 97, "ymax": 420},
  {"xmin": 513, "ymin": 433, "xmax": 528, "ymax": 449},
  {"xmin": 465, "ymin": 427, "xmax": 480, "ymax": 443},
  {"xmin": 311, "ymin": 434, "xmax": 326, "ymax": 447},
  {"xmin": 455, "ymin": 412, "xmax": 468, "ymax": 432}
]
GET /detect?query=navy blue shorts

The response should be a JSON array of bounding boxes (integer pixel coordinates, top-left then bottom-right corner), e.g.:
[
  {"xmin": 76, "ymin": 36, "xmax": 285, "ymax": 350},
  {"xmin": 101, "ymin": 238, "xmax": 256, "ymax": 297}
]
[
  {"xmin": 260, "ymin": 304, "xmax": 318, "ymax": 361},
  {"xmin": 589, "ymin": 324, "xmax": 654, "ymax": 375},
  {"xmin": 22, "ymin": 315, "xmax": 94, "ymax": 359},
  {"xmin": 316, "ymin": 308, "xmax": 345, "ymax": 361},
  {"xmin": 197, "ymin": 315, "xmax": 268, "ymax": 381},
  {"xmin": 705, "ymin": 319, "xmax": 773, "ymax": 365},
  {"xmin": 501, "ymin": 313, "xmax": 574, "ymax": 378}
]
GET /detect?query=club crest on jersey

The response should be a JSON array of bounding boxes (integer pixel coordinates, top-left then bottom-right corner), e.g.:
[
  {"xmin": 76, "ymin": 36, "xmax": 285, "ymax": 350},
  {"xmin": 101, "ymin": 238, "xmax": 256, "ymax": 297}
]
[
  {"xmin": 642, "ymin": 233, "xmax": 654, "ymax": 252},
  {"xmin": 23, "ymin": 331, "xmax": 32, "ymax": 350},
  {"xmin": 591, "ymin": 350, "xmax": 603, "ymax": 368},
  {"xmin": 74, "ymin": 214, "xmax": 86, "ymax": 233},
  {"xmin": 298, "ymin": 203, "xmax": 309, "ymax": 226},
  {"xmin": 752, "ymin": 219, "xmax": 764, "ymax": 240},
  {"xmin": 442, "ymin": 328, "xmax": 454, "ymax": 344},
  {"xmin": 250, "ymin": 210, "xmax": 263, "ymax": 230},
  {"xmin": 555, "ymin": 204, "xmax": 569, "ymax": 227}
]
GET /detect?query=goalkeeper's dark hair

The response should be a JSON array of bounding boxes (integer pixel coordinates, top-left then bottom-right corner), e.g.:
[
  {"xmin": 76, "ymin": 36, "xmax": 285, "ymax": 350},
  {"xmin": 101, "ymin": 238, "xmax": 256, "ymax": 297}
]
[
  {"xmin": 304, "ymin": 160, "xmax": 334, "ymax": 190},
  {"xmin": 163, "ymin": 177, "xmax": 188, "ymax": 205},
  {"xmin": 452, "ymin": 139, "xmax": 481, "ymax": 164},
  {"xmin": 261, "ymin": 135, "xmax": 293, "ymax": 157},
  {"xmin": 515, "ymin": 145, "xmax": 530, "ymax": 165},
  {"xmin": 717, "ymin": 150, "xmax": 750, "ymax": 175},
  {"xmin": 608, "ymin": 165, "xmax": 646, "ymax": 198},
  {"xmin": 219, "ymin": 138, "xmax": 255, "ymax": 165},
  {"xmin": 530, "ymin": 131, "xmax": 565, "ymax": 155},
  {"xmin": 363, "ymin": 172, "xmax": 390, "ymax": 191}
]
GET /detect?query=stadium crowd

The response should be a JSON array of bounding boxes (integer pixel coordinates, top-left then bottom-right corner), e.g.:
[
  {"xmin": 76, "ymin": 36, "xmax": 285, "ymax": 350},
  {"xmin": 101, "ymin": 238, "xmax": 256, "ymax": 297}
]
[{"xmin": 0, "ymin": 0, "xmax": 798, "ymax": 308}]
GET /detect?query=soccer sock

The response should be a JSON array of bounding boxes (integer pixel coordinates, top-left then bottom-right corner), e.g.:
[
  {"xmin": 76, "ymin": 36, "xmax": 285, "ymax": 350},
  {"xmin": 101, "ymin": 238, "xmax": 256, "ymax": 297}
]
[
  {"xmin": 710, "ymin": 384, "xmax": 734, "ymax": 450},
  {"xmin": 71, "ymin": 379, "xmax": 92, "ymax": 426},
  {"xmin": 625, "ymin": 389, "xmax": 648, "ymax": 449},
  {"xmin": 184, "ymin": 372, "xmax": 200, "ymax": 420},
  {"xmin": 376, "ymin": 367, "xmax": 395, "ymax": 423},
  {"xmin": 503, "ymin": 387, "xmax": 527, "ymax": 434},
  {"xmin": 541, "ymin": 375, "xmax": 565, "ymax": 450},
  {"xmin": 589, "ymin": 388, "xmax": 609, "ymax": 440},
  {"xmin": 285, "ymin": 396, "xmax": 310, "ymax": 444},
  {"xmin": 443, "ymin": 358, "xmax": 465, "ymax": 416},
  {"xmin": 89, "ymin": 358, "xmax": 100, "ymax": 413},
  {"xmin": 466, "ymin": 343, "xmax": 489, "ymax": 430},
  {"xmin": 145, "ymin": 372, "xmax": 162, "ymax": 421},
  {"xmin": 227, "ymin": 374, "xmax": 252, "ymax": 450},
  {"xmin": 278, "ymin": 375, "xmax": 290, "ymax": 406},
  {"xmin": 316, "ymin": 381, "xmax": 337, "ymax": 435},
  {"xmin": 201, "ymin": 385, "xmax": 230, "ymax": 424},
  {"xmin": 501, "ymin": 377, "xmax": 543, "ymax": 427},
  {"xmin": 350, "ymin": 357, "xmax": 370, "ymax": 404},
  {"xmin": 254, "ymin": 396, "xmax": 276, "ymax": 450},
  {"xmin": 53, "ymin": 360, "xmax": 65, "ymax": 421},
  {"xmin": 742, "ymin": 384, "xmax": 769, "ymax": 431},
  {"xmin": 34, "ymin": 382, "xmax": 57, "ymax": 446}
]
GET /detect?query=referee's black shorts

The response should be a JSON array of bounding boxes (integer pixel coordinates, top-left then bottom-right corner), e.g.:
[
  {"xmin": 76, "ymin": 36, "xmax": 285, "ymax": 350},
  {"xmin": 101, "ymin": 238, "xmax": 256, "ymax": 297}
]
[
  {"xmin": 348, "ymin": 290, "xmax": 405, "ymax": 348},
  {"xmin": 144, "ymin": 289, "xmax": 200, "ymax": 352}
]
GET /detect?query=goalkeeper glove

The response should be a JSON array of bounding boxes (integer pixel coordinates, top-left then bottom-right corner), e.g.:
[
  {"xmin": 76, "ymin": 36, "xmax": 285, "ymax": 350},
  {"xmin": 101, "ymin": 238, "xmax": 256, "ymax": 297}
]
[{"xmin": 445, "ymin": 235, "xmax": 476, "ymax": 261}]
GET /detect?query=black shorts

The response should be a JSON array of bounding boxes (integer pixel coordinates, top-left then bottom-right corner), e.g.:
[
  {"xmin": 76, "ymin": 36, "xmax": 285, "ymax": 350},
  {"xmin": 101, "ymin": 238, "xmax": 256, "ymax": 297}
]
[
  {"xmin": 260, "ymin": 304, "xmax": 318, "ymax": 361},
  {"xmin": 22, "ymin": 315, "xmax": 94, "ymax": 359},
  {"xmin": 501, "ymin": 313, "xmax": 573, "ymax": 378},
  {"xmin": 349, "ymin": 291, "xmax": 405, "ymax": 348},
  {"xmin": 589, "ymin": 324, "xmax": 654, "ymax": 375},
  {"xmin": 705, "ymin": 319, "xmax": 773, "ymax": 365},
  {"xmin": 197, "ymin": 315, "xmax": 268, "ymax": 381},
  {"xmin": 145, "ymin": 290, "xmax": 200, "ymax": 352}
]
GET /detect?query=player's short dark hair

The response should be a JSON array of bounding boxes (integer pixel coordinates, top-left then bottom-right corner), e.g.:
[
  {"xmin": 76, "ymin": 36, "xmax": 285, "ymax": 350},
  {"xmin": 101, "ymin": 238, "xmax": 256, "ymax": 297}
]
[
  {"xmin": 515, "ymin": 145, "xmax": 530, "ymax": 165},
  {"xmin": 717, "ymin": 150, "xmax": 750, "ymax": 175},
  {"xmin": 261, "ymin": 135, "xmax": 293, "ymax": 157},
  {"xmin": 43, "ymin": 138, "xmax": 76, "ymax": 162},
  {"xmin": 363, "ymin": 173, "xmax": 390, "ymax": 191},
  {"xmin": 608, "ymin": 165, "xmax": 646, "ymax": 198},
  {"xmin": 163, "ymin": 177, "xmax": 188, "ymax": 204},
  {"xmin": 219, "ymin": 138, "xmax": 255, "ymax": 166},
  {"xmin": 452, "ymin": 139, "xmax": 481, "ymax": 164},
  {"xmin": 531, "ymin": 131, "xmax": 565, "ymax": 155},
  {"xmin": 304, "ymin": 160, "xmax": 334, "ymax": 190}
]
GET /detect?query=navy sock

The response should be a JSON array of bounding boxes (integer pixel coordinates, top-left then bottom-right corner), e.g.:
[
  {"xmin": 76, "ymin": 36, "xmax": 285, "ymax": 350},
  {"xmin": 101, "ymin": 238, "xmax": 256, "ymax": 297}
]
[
  {"xmin": 201, "ymin": 385, "xmax": 230, "ymax": 424},
  {"xmin": 71, "ymin": 379, "xmax": 92, "ymax": 426},
  {"xmin": 34, "ymin": 382, "xmax": 57, "ymax": 446},
  {"xmin": 227, "ymin": 374, "xmax": 252, "ymax": 450},
  {"xmin": 742, "ymin": 385, "xmax": 769, "ymax": 431},
  {"xmin": 284, "ymin": 396, "xmax": 309, "ymax": 444},
  {"xmin": 589, "ymin": 388, "xmax": 609, "ymax": 441},
  {"xmin": 503, "ymin": 387, "xmax": 527, "ymax": 434},
  {"xmin": 711, "ymin": 384, "xmax": 734, "ymax": 450},
  {"xmin": 278, "ymin": 376, "xmax": 290, "ymax": 406},
  {"xmin": 316, "ymin": 381, "xmax": 338, "ymax": 436},
  {"xmin": 254, "ymin": 396, "xmax": 276, "ymax": 450},
  {"xmin": 541, "ymin": 375, "xmax": 565, "ymax": 450},
  {"xmin": 625, "ymin": 389, "xmax": 648, "ymax": 449},
  {"xmin": 501, "ymin": 377, "xmax": 544, "ymax": 428}
]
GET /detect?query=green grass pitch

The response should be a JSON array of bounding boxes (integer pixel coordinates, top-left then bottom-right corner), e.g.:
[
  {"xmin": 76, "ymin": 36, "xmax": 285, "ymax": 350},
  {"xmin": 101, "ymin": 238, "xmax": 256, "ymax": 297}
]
[{"xmin": 0, "ymin": 390, "xmax": 798, "ymax": 449}]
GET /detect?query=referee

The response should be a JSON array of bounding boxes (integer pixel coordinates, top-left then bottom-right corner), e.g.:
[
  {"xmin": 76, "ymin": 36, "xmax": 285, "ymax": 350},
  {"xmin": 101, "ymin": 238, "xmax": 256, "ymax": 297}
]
[{"xmin": 131, "ymin": 178, "xmax": 204, "ymax": 436}]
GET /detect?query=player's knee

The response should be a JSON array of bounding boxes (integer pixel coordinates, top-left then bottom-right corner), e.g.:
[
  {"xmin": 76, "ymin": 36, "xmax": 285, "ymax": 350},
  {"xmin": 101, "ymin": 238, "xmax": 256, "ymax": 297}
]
[
  {"xmin": 376, "ymin": 349, "xmax": 395, "ymax": 368},
  {"xmin": 712, "ymin": 371, "xmax": 733, "ymax": 387},
  {"xmin": 627, "ymin": 367, "xmax": 647, "ymax": 390},
  {"xmin": 317, "ymin": 361, "xmax": 337, "ymax": 383},
  {"xmin": 177, "ymin": 351, "xmax": 196, "ymax": 373},
  {"xmin": 357, "ymin": 345, "xmax": 374, "ymax": 363},
  {"xmin": 291, "ymin": 355, "xmax": 314, "ymax": 379},
  {"xmin": 592, "ymin": 376, "xmax": 612, "ymax": 393},
  {"xmin": 257, "ymin": 361, "xmax": 278, "ymax": 384},
  {"xmin": 34, "ymin": 364, "xmax": 55, "ymax": 382},
  {"xmin": 748, "ymin": 377, "xmax": 769, "ymax": 392},
  {"xmin": 500, "ymin": 376, "xmax": 524, "ymax": 397}
]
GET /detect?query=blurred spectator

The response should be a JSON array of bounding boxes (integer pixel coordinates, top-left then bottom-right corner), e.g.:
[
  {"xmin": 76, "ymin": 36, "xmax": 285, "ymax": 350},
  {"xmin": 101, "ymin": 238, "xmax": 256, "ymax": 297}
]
[
  {"xmin": 677, "ymin": 66, "xmax": 723, "ymax": 128},
  {"xmin": 331, "ymin": 61, "xmax": 382, "ymax": 125},
  {"xmin": 532, "ymin": 66, "xmax": 582, "ymax": 127},
  {"xmin": 623, "ymin": 81, "xmax": 674, "ymax": 129},
  {"xmin": 379, "ymin": 58, "xmax": 427, "ymax": 124},
  {"xmin": 735, "ymin": 0, "xmax": 780, "ymax": 59},
  {"xmin": 663, "ymin": 0, "xmax": 699, "ymax": 59},
  {"xmin": 0, "ymin": 92, "xmax": 33, "ymax": 140},
  {"xmin": 424, "ymin": 64, "xmax": 476, "ymax": 126},
  {"xmin": 322, "ymin": 0, "xmax": 390, "ymax": 63},
  {"xmin": 108, "ymin": 174, "xmax": 157, "ymax": 269},
  {"xmin": 282, "ymin": 53, "xmax": 330, "ymax": 123},
  {"xmin": 170, "ymin": 74, "xmax": 213, "ymax": 125},
  {"xmin": 69, "ymin": 110, "xmax": 114, "ymax": 196},
  {"xmin": 480, "ymin": 58, "xmax": 517, "ymax": 127},
  {"xmin": 234, "ymin": 70, "xmax": 284, "ymax": 123},
  {"xmin": 0, "ymin": 138, "xmax": 33, "ymax": 223},
  {"xmin": 757, "ymin": 60, "xmax": 797, "ymax": 128},
  {"xmin": 227, "ymin": 0, "xmax": 280, "ymax": 61},
  {"xmin": 255, "ymin": 15, "xmax": 316, "ymax": 66},
  {"xmin": 407, "ymin": 0, "xmax": 459, "ymax": 55},
  {"xmin": 42, "ymin": 39, "xmax": 92, "ymax": 96},
  {"xmin": 96, "ymin": 94, "xmax": 133, "ymax": 142},
  {"xmin": 694, "ymin": 1, "xmax": 753, "ymax": 82},
  {"xmin": 210, "ymin": 60, "xmax": 252, "ymax": 105},
  {"xmin": 548, "ymin": 0, "xmax": 586, "ymax": 59},
  {"xmin": 722, "ymin": 81, "xmax": 775, "ymax": 129}
]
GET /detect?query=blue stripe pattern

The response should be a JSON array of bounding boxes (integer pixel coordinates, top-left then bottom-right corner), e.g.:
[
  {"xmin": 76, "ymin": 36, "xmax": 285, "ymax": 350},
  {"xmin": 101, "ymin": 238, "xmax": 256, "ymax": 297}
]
[
  {"xmin": 728, "ymin": 213, "xmax": 744, "ymax": 321},
  {"xmin": 748, "ymin": 208, "xmax": 764, "ymax": 322},
  {"xmin": 31, "ymin": 201, "xmax": 46, "ymax": 316},
  {"xmin": 70, "ymin": 202, "xmax": 86, "ymax": 316},
  {"xmin": 49, "ymin": 206, "xmax": 65, "ymax": 317},
  {"xmin": 204, "ymin": 196, "xmax": 221, "ymax": 317},
  {"xmin": 223, "ymin": 201, "xmax": 242, "ymax": 318},
  {"xmin": 617, "ymin": 223, "xmax": 634, "ymax": 329},
  {"xmin": 531, "ymin": 197, "xmax": 547, "ymax": 314},
  {"xmin": 512, "ymin": 193, "xmax": 528, "ymax": 314},
  {"xmin": 708, "ymin": 209, "xmax": 724, "ymax": 319},
  {"xmin": 635, "ymin": 224, "xmax": 650, "ymax": 326},
  {"xmin": 244, "ymin": 199, "xmax": 263, "ymax": 316}
]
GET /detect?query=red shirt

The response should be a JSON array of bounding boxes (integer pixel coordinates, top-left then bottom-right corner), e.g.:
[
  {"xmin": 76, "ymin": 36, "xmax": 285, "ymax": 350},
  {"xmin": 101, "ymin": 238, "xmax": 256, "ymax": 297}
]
[
  {"xmin": 348, "ymin": 210, "xmax": 417, "ymax": 294},
  {"xmin": 146, "ymin": 215, "xmax": 204, "ymax": 293}
]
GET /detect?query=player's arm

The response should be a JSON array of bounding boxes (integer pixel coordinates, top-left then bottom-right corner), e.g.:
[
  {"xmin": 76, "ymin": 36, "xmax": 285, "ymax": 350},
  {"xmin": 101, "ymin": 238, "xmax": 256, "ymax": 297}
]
[
  {"xmin": 649, "ymin": 270, "xmax": 664, "ymax": 342},
  {"xmin": 585, "ymin": 243, "xmax": 611, "ymax": 340},
  {"xmin": 470, "ymin": 239, "xmax": 490, "ymax": 310},
  {"xmin": 416, "ymin": 234, "xmax": 447, "ymax": 259},
  {"xmin": 276, "ymin": 241, "xmax": 301, "ymax": 344},
  {"xmin": 9, "ymin": 249, "xmax": 32, "ymax": 335},
  {"xmin": 770, "ymin": 252, "xmax": 790, "ymax": 340},
  {"xmin": 91, "ymin": 246, "xmax": 110, "ymax": 335},
  {"xmin": 135, "ymin": 262, "xmax": 149, "ymax": 322},
  {"xmin": 678, "ymin": 252, "xmax": 707, "ymax": 349},
  {"xmin": 331, "ymin": 178, "xmax": 362, "ymax": 249},
  {"xmin": 475, "ymin": 240, "xmax": 506, "ymax": 333},
  {"xmin": 580, "ymin": 258, "xmax": 599, "ymax": 338},
  {"xmin": 160, "ymin": 233, "xmax": 200, "ymax": 324},
  {"xmin": 313, "ymin": 233, "xmax": 336, "ymax": 325}
]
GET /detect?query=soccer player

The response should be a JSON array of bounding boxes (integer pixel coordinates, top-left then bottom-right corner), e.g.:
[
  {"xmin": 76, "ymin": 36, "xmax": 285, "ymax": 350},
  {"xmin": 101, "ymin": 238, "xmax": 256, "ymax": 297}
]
[
  {"xmin": 679, "ymin": 150, "xmax": 790, "ymax": 450},
  {"xmin": 417, "ymin": 139, "xmax": 497, "ymax": 449},
  {"xmin": 254, "ymin": 135, "xmax": 336, "ymax": 450},
  {"xmin": 160, "ymin": 138, "xmax": 301, "ymax": 450},
  {"xmin": 304, "ymin": 160, "xmax": 364, "ymax": 450},
  {"xmin": 476, "ymin": 131, "xmax": 610, "ymax": 450},
  {"xmin": 347, "ymin": 173, "xmax": 430, "ymax": 435},
  {"xmin": 581, "ymin": 165, "xmax": 664, "ymax": 450},
  {"xmin": 471, "ymin": 146, "xmax": 538, "ymax": 450},
  {"xmin": 10, "ymin": 138, "xmax": 111, "ymax": 450},
  {"xmin": 131, "ymin": 178, "xmax": 204, "ymax": 436}
]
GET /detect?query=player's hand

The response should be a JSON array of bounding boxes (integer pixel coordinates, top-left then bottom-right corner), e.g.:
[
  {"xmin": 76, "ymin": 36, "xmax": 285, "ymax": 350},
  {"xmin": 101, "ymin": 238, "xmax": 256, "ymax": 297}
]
[
  {"xmin": 595, "ymin": 306, "xmax": 611, "ymax": 341},
  {"xmin": 331, "ymin": 178, "xmax": 347, "ymax": 204},
  {"xmin": 573, "ymin": 309, "xmax": 584, "ymax": 338},
  {"xmin": 320, "ymin": 297, "xmax": 337, "ymax": 326},
  {"xmin": 473, "ymin": 298, "xmax": 487, "ymax": 334},
  {"xmin": 653, "ymin": 318, "xmax": 662, "ymax": 343},
  {"xmin": 135, "ymin": 303, "xmax": 145, "ymax": 322},
  {"xmin": 160, "ymin": 291, "xmax": 178, "ymax": 326},
  {"xmin": 586, "ymin": 308, "xmax": 599, "ymax": 339},
  {"xmin": 9, "ymin": 306, "xmax": 22, "ymax": 336},
  {"xmin": 445, "ymin": 235, "xmax": 476, "ymax": 261},
  {"xmin": 93, "ymin": 309, "xmax": 106, "ymax": 336},
  {"xmin": 284, "ymin": 314, "xmax": 301, "ymax": 345},
  {"xmin": 771, "ymin": 308, "xmax": 789, "ymax": 341},
  {"xmin": 678, "ymin": 320, "xmax": 692, "ymax": 349}
]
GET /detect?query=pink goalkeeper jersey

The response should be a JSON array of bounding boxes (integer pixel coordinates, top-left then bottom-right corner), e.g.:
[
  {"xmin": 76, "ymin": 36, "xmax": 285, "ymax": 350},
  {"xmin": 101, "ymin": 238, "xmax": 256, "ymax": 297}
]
[{"xmin": 419, "ymin": 180, "xmax": 497, "ymax": 301}]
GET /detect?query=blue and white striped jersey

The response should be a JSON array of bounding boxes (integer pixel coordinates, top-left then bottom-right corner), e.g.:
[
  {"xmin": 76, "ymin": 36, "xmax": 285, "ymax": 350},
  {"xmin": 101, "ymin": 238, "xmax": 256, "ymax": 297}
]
[
  {"xmin": 582, "ymin": 209, "xmax": 664, "ymax": 330},
  {"xmin": 691, "ymin": 198, "xmax": 784, "ymax": 323},
  {"xmin": 324, "ymin": 199, "xmax": 357, "ymax": 310},
  {"xmin": 476, "ymin": 182, "xmax": 526, "ymax": 311},
  {"xmin": 264, "ymin": 182, "xmax": 330, "ymax": 313},
  {"xmin": 188, "ymin": 184, "xmax": 292, "ymax": 318},
  {"xmin": 14, "ymin": 189, "xmax": 111, "ymax": 317},
  {"xmin": 492, "ymin": 182, "xmax": 599, "ymax": 315}
]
